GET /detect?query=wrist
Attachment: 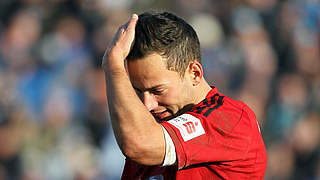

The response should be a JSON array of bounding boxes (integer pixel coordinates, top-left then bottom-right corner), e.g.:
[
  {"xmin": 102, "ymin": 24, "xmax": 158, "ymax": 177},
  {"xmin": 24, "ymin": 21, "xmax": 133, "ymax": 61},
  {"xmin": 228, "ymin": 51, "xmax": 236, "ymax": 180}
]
[
  {"xmin": 102, "ymin": 52, "xmax": 126, "ymax": 72},
  {"xmin": 104, "ymin": 61, "xmax": 127, "ymax": 80}
]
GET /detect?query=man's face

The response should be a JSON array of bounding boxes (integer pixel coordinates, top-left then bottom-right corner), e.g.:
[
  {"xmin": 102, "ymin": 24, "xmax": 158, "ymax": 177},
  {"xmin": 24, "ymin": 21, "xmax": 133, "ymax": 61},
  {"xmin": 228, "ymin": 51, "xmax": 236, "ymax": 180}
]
[{"xmin": 128, "ymin": 53, "xmax": 194, "ymax": 121}]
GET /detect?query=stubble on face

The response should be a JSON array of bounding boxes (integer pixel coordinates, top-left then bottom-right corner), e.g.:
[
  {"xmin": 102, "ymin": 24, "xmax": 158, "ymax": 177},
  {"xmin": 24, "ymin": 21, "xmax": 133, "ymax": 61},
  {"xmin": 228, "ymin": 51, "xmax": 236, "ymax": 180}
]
[{"xmin": 128, "ymin": 53, "xmax": 196, "ymax": 121}]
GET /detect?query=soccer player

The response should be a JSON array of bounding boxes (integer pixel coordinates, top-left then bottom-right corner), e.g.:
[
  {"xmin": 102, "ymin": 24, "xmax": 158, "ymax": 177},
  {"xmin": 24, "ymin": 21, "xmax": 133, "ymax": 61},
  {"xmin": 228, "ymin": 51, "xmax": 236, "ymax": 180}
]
[{"xmin": 102, "ymin": 11, "xmax": 267, "ymax": 179}]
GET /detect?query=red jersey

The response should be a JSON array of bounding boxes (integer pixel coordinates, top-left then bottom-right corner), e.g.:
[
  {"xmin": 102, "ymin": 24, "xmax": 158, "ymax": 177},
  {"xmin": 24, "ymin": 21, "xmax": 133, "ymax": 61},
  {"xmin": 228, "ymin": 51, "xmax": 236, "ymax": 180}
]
[{"xmin": 122, "ymin": 87, "xmax": 267, "ymax": 180}]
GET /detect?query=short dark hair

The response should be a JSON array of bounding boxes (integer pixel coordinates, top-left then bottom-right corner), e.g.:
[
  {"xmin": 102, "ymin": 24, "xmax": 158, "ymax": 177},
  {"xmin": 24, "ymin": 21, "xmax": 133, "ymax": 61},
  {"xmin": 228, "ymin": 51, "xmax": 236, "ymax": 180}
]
[{"xmin": 127, "ymin": 11, "xmax": 201, "ymax": 76}]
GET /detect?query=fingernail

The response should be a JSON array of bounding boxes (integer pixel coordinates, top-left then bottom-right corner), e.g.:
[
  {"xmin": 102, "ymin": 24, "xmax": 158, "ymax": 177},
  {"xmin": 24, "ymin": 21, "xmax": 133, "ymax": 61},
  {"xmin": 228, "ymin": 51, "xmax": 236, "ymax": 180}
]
[{"xmin": 132, "ymin": 14, "xmax": 138, "ymax": 19}]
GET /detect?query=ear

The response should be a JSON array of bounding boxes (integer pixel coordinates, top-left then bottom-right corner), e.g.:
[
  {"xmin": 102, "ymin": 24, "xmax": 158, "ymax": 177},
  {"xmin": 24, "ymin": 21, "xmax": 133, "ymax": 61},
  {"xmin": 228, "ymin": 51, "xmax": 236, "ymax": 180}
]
[{"xmin": 187, "ymin": 61, "xmax": 203, "ymax": 86}]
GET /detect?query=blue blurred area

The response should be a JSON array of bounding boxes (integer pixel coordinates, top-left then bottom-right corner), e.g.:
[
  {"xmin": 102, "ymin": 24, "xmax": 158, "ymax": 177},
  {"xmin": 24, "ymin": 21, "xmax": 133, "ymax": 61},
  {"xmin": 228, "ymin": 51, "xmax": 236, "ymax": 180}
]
[{"xmin": 0, "ymin": 0, "xmax": 319, "ymax": 179}]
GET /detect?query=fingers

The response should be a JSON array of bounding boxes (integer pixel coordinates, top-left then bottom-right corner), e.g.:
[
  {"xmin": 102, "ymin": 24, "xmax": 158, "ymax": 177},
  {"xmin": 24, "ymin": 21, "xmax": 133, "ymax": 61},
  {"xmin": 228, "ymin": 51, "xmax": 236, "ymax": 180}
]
[
  {"xmin": 127, "ymin": 14, "xmax": 138, "ymax": 31},
  {"xmin": 120, "ymin": 14, "xmax": 138, "ymax": 50},
  {"xmin": 121, "ymin": 14, "xmax": 138, "ymax": 33},
  {"xmin": 102, "ymin": 14, "xmax": 138, "ymax": 65}
]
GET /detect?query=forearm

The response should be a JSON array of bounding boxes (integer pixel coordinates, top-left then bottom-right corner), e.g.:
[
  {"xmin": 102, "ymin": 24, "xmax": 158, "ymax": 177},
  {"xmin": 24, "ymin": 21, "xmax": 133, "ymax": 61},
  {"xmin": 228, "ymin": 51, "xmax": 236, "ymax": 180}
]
[{"xmin": 105, "ymin": 66, "xmax": 165, "ymax": 165}]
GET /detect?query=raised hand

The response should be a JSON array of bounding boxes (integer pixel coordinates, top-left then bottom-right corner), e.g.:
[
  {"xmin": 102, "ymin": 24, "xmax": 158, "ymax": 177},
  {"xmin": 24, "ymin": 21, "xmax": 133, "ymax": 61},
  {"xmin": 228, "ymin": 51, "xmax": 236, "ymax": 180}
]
[{"xmin": 102, "ymin": 14, "xmax": 138, "ymax": 70}]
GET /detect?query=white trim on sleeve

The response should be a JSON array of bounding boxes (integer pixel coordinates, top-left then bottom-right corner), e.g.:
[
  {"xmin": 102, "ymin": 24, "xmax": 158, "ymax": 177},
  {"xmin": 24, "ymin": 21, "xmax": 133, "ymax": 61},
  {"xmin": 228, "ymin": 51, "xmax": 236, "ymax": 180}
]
[{"xmin": 160, "ymin": 125, "xmax": 177, "ymax": 166}]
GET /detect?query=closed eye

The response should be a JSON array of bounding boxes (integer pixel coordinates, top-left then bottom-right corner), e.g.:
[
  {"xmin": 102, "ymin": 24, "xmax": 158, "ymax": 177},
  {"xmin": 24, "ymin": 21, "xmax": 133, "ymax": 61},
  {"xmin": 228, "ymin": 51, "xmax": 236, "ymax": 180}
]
[{"xmin": 151, "ymin": 88, "xmax": 166, "ymax": 95}]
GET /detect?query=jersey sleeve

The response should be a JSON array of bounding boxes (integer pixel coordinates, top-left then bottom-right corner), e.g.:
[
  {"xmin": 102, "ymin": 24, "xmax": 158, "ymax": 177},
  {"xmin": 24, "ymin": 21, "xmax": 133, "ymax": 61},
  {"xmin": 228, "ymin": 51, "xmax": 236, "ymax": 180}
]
[
  {"xmin": 160, "ymin": 104, "xmax": 265, "ymax": 170},
  {"xmin": 160, "ymin": 125, "xmax": 177, "ymax": 166}
]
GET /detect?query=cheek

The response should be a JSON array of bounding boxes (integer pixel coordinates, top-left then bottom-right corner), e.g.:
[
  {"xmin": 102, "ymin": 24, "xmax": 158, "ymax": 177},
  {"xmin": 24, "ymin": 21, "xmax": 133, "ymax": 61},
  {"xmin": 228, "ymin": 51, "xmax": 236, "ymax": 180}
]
[{"xmin": 159, "ymin": 87, "xmax": 183, "ymax": 105}]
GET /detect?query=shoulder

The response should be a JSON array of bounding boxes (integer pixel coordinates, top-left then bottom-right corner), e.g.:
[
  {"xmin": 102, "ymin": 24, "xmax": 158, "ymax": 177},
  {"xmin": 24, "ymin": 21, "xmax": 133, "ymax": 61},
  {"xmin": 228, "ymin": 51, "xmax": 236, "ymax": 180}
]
[
  {"xmin": 190, "ymin": 92, "xmax": 246, "ymax": 118},
  {"xmin": 190, "ymin": 93, "xmax": 225, "ymax": 117},
  {"xmin": 188, "ymin": 93, "xmax": 257, "ymax": 132}
]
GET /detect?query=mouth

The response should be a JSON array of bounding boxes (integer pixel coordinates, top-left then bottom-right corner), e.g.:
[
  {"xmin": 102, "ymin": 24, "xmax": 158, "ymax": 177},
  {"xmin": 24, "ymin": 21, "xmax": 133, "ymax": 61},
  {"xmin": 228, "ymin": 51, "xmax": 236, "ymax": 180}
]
[{"xmin": 152, "ymin": 110, "xmax": 171, "ymax": 121}]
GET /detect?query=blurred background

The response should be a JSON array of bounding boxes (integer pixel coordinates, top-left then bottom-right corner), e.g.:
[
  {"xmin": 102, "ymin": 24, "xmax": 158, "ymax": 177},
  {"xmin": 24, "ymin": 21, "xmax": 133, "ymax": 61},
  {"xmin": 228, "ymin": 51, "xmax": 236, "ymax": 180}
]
[{"xmin": 0, "ymin": 0, "xmax": 319, "ymax": 179}]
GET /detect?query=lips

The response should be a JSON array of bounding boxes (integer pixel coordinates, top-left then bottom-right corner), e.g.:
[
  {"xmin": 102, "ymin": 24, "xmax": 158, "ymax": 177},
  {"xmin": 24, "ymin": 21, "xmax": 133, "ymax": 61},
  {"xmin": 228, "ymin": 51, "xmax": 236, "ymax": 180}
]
[{"xmin": 152, "ymin": 110, "xmax": 170, "ymax": 120}]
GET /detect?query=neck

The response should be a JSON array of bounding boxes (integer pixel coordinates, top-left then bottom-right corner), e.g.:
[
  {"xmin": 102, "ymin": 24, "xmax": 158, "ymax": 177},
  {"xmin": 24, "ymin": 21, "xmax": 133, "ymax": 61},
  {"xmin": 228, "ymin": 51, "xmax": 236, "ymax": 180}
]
[
  {"xmin": 175, "ymin": 80, "xmax": 211, "ymax": 119},
  {"xmin": 194, "ymin": 80, "xmax": 212, "ymax": 104}
]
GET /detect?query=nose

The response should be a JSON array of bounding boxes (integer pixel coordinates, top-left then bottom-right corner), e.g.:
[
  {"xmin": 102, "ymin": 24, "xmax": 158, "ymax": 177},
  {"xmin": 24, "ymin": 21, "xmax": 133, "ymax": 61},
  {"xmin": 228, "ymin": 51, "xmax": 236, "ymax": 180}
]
[{"xmin": 143, "ymin": 92, "xmax": 158, "ymax": 111}]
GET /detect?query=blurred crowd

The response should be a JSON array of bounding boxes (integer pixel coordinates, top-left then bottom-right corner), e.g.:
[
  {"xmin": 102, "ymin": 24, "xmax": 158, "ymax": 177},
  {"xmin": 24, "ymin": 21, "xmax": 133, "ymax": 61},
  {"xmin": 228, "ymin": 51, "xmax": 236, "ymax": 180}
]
[{"xmin": 0, "ymin": 0, "xmax": 319, "ymax": 179}]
